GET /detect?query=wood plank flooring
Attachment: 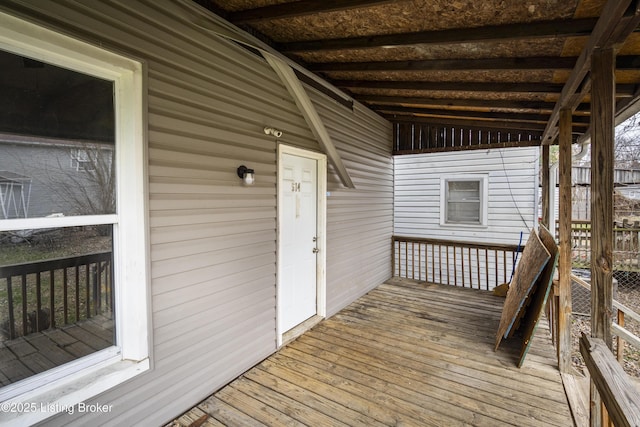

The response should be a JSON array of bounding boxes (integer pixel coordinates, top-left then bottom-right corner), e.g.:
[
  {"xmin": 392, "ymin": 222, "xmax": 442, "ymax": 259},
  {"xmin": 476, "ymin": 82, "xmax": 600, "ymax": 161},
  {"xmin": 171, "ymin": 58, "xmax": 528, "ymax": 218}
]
[
  {"xmin": 169, "ymin": 278, "xmax": 574, "ymax": 426},
  {"xmin": 0, "ymin": 313, "xmax": 114, "ymax": 386}
]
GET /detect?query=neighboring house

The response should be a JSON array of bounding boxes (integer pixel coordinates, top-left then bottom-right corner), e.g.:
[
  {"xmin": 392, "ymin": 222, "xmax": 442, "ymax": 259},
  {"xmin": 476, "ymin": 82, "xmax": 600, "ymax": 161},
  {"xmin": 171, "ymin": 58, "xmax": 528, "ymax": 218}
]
[
  {"xmin": 394, "ymin": 147, "xmax": 539, "ymax": 289},
  {"xmin": 0, "ymin": 134, "xmax": 114, "ymax": 219},
  {"xmin": 0, "ymin": 4, "xmax": 392, "ymax": 426}
]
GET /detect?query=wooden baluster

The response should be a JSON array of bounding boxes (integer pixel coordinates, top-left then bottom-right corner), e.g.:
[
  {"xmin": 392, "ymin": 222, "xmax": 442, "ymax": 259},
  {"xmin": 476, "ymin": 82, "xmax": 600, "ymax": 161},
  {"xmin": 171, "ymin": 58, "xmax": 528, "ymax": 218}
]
[
  {"xmin": 438, "ymin": 244, "xmax": 442, "ymax": 284},
  {"xmin": 476, "ymin": 248, "xmax": 481, "ymax": 289},
  {"xmin": 21, "ymin": 275, "xmax": 27, "ymax": 336},
  {"xmin": 49, "ymin": 269, "xmax": 55, "ymax": 329},
  {"xmin": 484, "ymin": 249, "xmax": 489, "ymax": 290},
  {"xmin": 63, "ymin": 268, "xmax": 69, "ymax": 325},
  {"xmin": 6, "ymin": 277, "xmax": 16, "ymax": 339},
  {"xmin": 75, "ymin": 265, "xmax": 80, "ymax": 321},
  {"xmin": 495, "ymin": 249, "xmax": 499, "ymax": 288},
  {"xmin": 36, "ymin": 272, "xmax": 42, "ymax": 332},
  {"xmin": 453, "ymin": 245, "xmax": 458, "ymax": 287},
  {"xmin": 86, "ymin": 264, "xmax": 91, "ymax": 318},
  {"xmin": 617, "ymin": 310, "xmax": 625, "ymax": 363}
]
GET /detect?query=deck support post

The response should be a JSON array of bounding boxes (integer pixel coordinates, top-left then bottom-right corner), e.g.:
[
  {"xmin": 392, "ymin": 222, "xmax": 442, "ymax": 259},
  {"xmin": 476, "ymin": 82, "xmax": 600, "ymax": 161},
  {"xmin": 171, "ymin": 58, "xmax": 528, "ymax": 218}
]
[
  {"xmin": 590, "ymin": 47, "xmax": 615, "ymax": 427},
  {"xmin": 558, "ymin": 108, "xmax": 573, "ymax": 374}
]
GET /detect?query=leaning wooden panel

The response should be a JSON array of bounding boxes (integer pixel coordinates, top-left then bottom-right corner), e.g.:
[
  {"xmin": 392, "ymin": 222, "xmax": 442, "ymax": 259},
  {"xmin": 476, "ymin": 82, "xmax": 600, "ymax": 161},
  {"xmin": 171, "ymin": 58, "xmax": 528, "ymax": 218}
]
[
  {"xmin": 495, "ymin": 230, "xmax": 550, "ymax": 351},
  {"xmin": 518, "ymin": 225, "xmax": 559, "ymax": 367}
]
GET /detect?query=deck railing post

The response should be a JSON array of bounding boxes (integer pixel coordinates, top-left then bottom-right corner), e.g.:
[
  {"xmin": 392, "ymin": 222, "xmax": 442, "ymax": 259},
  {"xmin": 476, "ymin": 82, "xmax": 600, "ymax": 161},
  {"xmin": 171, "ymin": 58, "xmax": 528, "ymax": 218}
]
[
  {"xmin": 590, "ymin": 46, "xmax": 616, "ymax": 427},
  {"xmin": 558, "ymin": 108, "xmax": 573, "ymax": 374}
]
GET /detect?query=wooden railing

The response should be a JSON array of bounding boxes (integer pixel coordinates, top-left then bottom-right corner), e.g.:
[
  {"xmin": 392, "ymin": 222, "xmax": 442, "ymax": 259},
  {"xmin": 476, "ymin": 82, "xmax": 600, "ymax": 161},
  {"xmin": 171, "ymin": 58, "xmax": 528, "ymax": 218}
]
[
  {"xmin": 571, "ymin": 274, "xmax": 640, "ymax": 362},
  {"xmin": 580, "ymin": 334, "xmax": 640, "ymax": 427},
  {"xmin": 0, "ymin": 252, "xmax": 113, "ymax": 340},
  {"xmin": 392, "ymin": 236, "xmax": 523, "ymax": 291},
  {"xmin": 555, "ymin": 220, "xmax": 640, "ymax": 271}
]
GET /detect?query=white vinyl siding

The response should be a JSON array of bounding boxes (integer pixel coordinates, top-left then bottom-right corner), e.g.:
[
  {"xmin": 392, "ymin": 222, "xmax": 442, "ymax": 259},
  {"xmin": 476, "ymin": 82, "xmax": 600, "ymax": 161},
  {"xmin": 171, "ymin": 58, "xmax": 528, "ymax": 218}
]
[
  {"xmin": 308, "ymin": 91, "xmax": 393, "ymax": 316},
  {"xmin": 0, "ymin": 1, "xmax": 393, "ymax": 425},
  {"xmin": 395, "ymin": 147, "xmax": 539, "ymax": 245}
]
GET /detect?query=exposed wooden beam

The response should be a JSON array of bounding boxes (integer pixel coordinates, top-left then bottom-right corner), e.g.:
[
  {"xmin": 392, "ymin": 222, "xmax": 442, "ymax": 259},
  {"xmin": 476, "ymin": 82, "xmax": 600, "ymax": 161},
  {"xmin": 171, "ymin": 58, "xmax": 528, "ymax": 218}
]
[
  {"xmin": 334, "ymin": 80, "xmax": 636, "ymax": 95},
  {"xmin": 576, "ymin": 85, "xmax": 640, "ymax": 145},
  {"xmin": 393, "ymin": 140, "xmax": 541, "ymax": 154},
  {"xmin": 358, "ymin": 95, "xmax": 558, "ymax": 110},
  {"xmin": 390, "ymin": 116, "xmax": 548, "ymax": 132},
  {"xmin": 374, "ymin": 105, "xmax": 591, "ymax": 125},
  {"xmin": 311, "ymin": 56, "xmax": 577, "ymax": 72},
  {"xmin": 541, "ymin": 1, "xmax": 640, "ymax": 144},
  {"xmin": 228, "ymin": 0, "xmax": 395, "ymax": 24},
  {"xmin": 311, "ymin": 55, "xmax": 640, "ymax": 72},
  {"xmin": 279, "ymin": 18, "xmax": 598, "ymax": 52},
  {"xmin": 358, "ymin": 95, "xmax": 596, "ymax": 113},
  {"xmin": 333, "ymin": 80, "xmax": 565, "ymax": 93}
]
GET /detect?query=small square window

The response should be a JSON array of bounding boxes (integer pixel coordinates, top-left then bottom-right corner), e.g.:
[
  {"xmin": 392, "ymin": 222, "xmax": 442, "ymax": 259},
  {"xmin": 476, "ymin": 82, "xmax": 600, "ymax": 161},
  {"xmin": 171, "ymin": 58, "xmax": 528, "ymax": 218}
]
[{"xmin": 441, "ymin": 176, "xmax": 487, "ymax": 226}]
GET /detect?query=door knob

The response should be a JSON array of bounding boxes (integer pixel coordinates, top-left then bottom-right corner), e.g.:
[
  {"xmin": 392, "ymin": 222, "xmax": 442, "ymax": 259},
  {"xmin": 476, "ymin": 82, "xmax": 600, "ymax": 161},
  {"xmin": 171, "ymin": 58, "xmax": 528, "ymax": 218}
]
[{"xmin": 312, "ymin": 248, "xmax": 319, "ymax": 253}]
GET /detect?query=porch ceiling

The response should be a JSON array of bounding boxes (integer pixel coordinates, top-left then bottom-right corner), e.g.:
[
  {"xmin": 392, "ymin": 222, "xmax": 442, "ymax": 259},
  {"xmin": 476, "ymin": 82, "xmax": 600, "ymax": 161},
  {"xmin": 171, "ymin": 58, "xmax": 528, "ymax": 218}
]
[{"xmin": 197, "ymin": 0, "xmax": 640, "ymax": 149}]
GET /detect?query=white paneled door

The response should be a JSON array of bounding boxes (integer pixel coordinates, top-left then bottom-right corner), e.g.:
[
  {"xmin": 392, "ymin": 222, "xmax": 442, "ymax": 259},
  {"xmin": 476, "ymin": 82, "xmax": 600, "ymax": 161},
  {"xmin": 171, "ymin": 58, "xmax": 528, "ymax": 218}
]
[{"xmin": 279, "ymin": 151, "xmax": 319, "ymax": 333}]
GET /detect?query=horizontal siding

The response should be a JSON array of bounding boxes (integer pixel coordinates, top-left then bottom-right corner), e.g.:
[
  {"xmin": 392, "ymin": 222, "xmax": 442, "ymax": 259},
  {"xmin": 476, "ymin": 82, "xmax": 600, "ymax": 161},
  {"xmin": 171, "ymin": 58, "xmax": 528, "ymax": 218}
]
[
  {"xmin": 1, "ymin": 1, "xmax": 393, "ymax": 426},
  {"xmin": 309, "ymin": 91, "xmax": 394, "ymax": 315},
  {"xmin": 394, "ymin": 147, "xmax": 539, "ymax": 246}
]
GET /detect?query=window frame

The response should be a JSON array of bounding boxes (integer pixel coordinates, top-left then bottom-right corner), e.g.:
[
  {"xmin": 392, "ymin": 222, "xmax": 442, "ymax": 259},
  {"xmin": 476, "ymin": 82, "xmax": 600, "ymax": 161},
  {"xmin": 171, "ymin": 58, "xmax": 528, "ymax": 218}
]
[
  {"xmin": 440, "ymin": 174, "xmax": 489, "ymax": 227},
  {"xmin": 0, "ymin": 11, "xmax": 150, "ymax": 424}
]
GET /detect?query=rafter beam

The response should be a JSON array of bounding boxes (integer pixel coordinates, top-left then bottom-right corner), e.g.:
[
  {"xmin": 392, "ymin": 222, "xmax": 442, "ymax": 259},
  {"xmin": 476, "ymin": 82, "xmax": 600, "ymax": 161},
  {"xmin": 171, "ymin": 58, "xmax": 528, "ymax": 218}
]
[
  {"xmin": 228, "ymin": 0, "xmax": 396, "ymax": 24},
  {"xmin": 336, "ymin": 80, "xmax": 635, "ymax": 95},
  {"xmin": 279, "ymin": 17, "xmax": 597, "ymax": 52},
  {"xmin": 390, "ymin": 116, "xmax": 548, "ymax": 132},
  {"xmin": 333, "ymin": 80, "xmax": 565, "ymax": 93},
  {"xmin": 310, "ymin": 55, "xmax": 640, "ymax": 72},
  {"xmin": 373, "ymin": 105, "xmax": 591, "ymax": 125},
  {"xmin": 358, "ymin": 95, "xmax": 584, "ymax": 112},
  {"xmin": 313, "ymin": 57, "xmax": 576, "ymax": 72},
  {"xmin": 541, "ymin": 1, "xmax": 640, "ymax": 143}
]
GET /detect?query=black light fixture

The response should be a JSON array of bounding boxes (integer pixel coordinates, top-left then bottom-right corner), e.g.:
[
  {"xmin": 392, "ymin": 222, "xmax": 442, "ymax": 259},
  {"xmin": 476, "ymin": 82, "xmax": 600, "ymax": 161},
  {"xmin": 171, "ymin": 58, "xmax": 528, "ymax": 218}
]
[{"xmin": 237, "ymin": 165, "xmax": 255, "ymax": 185}]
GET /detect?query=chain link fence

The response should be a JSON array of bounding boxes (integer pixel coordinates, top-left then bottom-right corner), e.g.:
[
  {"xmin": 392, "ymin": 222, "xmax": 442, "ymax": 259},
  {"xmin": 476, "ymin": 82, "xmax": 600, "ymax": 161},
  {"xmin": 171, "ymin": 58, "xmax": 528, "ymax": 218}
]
[{"xmin": 563, "ymin": 217, "xmax": 640, "ymax": 379}]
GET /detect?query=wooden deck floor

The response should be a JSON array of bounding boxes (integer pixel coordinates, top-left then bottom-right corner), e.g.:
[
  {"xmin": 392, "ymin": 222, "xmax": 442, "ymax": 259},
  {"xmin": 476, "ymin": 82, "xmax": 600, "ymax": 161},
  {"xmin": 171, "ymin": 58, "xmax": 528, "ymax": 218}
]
[
  {"xmin": 0, "ymin": 313, "xmax": 114, "ymax": 386},
  {"xmin": 171, "ymin": 278, "xmax": 574, "ymax": 426}
]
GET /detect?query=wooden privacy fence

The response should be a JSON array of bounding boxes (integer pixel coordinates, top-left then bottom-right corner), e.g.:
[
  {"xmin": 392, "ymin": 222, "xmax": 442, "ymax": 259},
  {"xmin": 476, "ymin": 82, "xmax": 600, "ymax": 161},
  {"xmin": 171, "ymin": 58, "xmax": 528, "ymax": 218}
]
[
  {"xmin": 393, "ymin": 236, "xmax": 523, "ymax": 290},
  {"xmin": 555, "ymin": 219, "xmax": 640, "ymax": 271},
  {"xmin": 0, "ymin": 252, "xmax": 113, "ymax": 340}
]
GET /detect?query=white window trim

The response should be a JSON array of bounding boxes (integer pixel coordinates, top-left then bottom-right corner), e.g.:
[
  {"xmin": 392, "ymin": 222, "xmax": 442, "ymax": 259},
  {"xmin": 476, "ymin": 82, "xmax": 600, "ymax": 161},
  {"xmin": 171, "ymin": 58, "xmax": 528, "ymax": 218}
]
[
  {"xmin": 0, "ymin": 11, "xmax": 150, "ymax": 425},
  {"xmin": 440, "ymin": 174, "xmax": 489, "ymax": 228}
]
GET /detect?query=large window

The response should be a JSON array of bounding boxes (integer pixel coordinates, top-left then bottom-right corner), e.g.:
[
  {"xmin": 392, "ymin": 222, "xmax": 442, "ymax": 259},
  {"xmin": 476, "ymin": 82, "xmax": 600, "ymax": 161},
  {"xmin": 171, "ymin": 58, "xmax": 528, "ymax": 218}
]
[
  {"xmin": 0, "ymin": 12, "xmax": 148, "ymax": 424},
  {"xmin": 441, "ymin": 175, "xmax": 488, "ymax": 226}
]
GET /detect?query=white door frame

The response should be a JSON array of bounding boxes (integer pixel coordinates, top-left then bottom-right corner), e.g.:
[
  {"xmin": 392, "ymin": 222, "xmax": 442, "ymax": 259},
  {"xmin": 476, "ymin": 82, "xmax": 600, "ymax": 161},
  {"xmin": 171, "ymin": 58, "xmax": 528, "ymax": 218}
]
[{"xmin": 277, "ymin": 144, "xmax": 327, "ymax": 346}]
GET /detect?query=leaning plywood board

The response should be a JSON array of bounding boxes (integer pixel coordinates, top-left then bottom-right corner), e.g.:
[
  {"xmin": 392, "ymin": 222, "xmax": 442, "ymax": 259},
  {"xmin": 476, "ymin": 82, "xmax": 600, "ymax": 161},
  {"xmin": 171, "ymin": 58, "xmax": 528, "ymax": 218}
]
[
  {"xmin": 517, "ymin": 225, "xmax": 558, "ymax": 367},
  {"xmin": 494, "ymin": 231, "xmax": 550, "ymax": 351}
]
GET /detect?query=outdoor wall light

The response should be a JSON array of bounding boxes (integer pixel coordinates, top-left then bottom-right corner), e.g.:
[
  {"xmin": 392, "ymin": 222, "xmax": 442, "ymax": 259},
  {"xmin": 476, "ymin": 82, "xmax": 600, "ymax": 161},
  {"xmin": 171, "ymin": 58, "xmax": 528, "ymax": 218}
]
[{"xmin": 237, "ymin": 165, "xmax": 255, "ymax": 185}]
